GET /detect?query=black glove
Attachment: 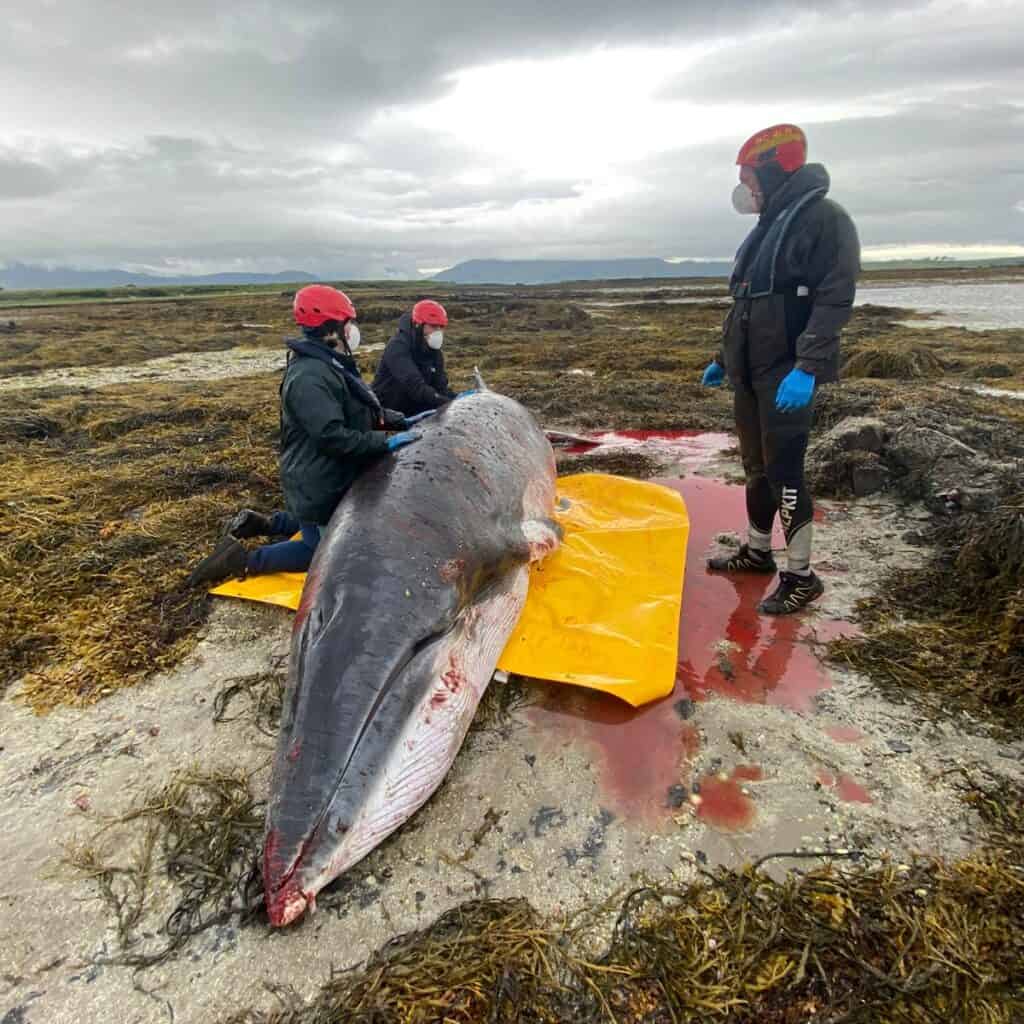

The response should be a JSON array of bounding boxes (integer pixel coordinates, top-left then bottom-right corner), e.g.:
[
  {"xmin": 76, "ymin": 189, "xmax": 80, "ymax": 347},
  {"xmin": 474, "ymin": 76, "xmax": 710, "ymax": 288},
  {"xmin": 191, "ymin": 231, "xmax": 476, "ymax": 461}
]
[{"xmin": 381, "ymin": 408, "xmax": 407, "ymax": 430}]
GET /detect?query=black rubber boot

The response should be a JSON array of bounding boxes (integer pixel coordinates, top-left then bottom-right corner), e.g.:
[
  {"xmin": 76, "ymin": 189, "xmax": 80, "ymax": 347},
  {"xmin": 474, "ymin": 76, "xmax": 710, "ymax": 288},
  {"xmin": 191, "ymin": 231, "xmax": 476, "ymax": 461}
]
[
  {"xmin": 188, "ymin": 537, "xmax": 249, "ymax": 587},
  {"xmin": 707, "ymin": 544, "xmax": 778, "ymax": 574},
  {"xmin": 225, "ymin": 509, "xmax": 273, "ymax": 539},
  {"xmin": 758, "ymin": 570, "xmax": 824, "ymax": 615}
]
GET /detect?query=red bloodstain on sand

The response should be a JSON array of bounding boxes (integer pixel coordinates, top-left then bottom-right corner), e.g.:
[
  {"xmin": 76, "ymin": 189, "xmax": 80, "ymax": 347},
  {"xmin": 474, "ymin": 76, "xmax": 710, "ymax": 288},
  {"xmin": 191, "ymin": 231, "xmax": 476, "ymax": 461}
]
[
  {"xmin": 613, "ymin": 430, "xmax": 704, "ymax": 441},
  {"xmin": 695, "ymin": 766, "xmax": 762, "ymax": 832},
  {"xmin": 530, "ymin": 686, "xmax": 700, "ymax": 823},
  {"xmin": 563, "ymin": 430, "xmax": 732, "ymax": 470},
  {"xmin": 826, "ymin": 725, "xmax": 864, "ymax": 743},
  {"xmin": 562, "ymin": 428, "xmax": 696, "ymax": 453},
  {"xmin": 530, "ymin": 471, "xmax": 858, "ymax": 824},
  {"xmin": 817, "ymin": 769, "xmax": 873, "ymax": 804},
  {"xmin": 836, "ymin": 775, "xmax": 873, "ymax": 804}
]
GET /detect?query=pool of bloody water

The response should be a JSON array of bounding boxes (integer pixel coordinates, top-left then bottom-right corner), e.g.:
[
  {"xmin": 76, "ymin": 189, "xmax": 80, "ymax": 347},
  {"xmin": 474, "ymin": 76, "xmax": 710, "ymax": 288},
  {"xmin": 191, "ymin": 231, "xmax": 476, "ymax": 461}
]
[
  {"xmin": 551, "ymin": 428, "xmax": 705, "ymax": 451},
  {"xmin": 557, "ymin": 429, "xmax": 734, "ymax": 469},
  {"xmin": 528, "ymin": 473, "xmax": 858, "ymax": 826},
  {"xmin": 693, "ymin": 765, "xmax": 764, "ymax": 831}
]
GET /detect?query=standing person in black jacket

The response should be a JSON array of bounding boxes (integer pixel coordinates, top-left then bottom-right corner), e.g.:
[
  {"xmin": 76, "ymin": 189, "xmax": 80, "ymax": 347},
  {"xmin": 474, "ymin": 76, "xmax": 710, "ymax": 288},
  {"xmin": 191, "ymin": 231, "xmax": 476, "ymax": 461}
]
[
  {"xmin": 372, "ymin": 300, "xmax": 462, "ymax": 415},
  {"xmin": 188, "ymin": 285, "xmax": 427, "ymax": 587},
  {"xmin": 701, "ymin": 124, "xmax": 861, "ymax": 615}
]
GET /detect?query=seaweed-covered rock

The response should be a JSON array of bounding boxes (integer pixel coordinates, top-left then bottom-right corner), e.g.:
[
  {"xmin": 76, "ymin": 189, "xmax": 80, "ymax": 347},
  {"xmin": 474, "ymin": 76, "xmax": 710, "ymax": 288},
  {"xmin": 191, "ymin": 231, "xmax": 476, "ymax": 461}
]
[
  {"xmin": 844, "ymin": 345, "xmax": 943, "ymax": 380},
  {"xmin": 807, "ymin": 417, "xmax": 888, "ymax": 496},
  {"xmin": 884, "ymin": 425, "xmax": 1006, "ymax": 509},
  {"xmin": 851, "ymin": 462, "xmax": 889, "ymax": 497},
  {"xmin": 967, "ymin": 362, "xmax": 1013, "ymax": 379},
  {"xmin": 821, "ymin": 416, "xmax": 887, "ymax": 453}
]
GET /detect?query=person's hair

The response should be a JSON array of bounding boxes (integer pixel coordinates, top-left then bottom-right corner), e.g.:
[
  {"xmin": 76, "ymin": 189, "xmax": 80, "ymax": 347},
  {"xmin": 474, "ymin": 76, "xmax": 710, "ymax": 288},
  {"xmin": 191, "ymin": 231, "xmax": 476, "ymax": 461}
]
[{"xmin": 303, "ymin": 319, "xmax": 342, "ymax": 341}]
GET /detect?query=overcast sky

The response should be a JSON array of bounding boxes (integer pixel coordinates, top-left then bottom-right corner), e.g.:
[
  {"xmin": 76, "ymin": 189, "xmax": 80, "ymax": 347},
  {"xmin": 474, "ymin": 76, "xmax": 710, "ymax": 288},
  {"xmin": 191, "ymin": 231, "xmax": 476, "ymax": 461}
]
[{"xmin": 1, "ymin": 0, "xmax": 1021, "ymax": 277}]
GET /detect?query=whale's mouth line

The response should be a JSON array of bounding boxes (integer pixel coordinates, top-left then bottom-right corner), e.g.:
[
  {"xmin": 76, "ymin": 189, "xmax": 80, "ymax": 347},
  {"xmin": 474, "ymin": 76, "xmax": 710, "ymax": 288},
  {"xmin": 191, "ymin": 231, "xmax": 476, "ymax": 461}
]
[
  {"xmin": 332, "ymin": 622, "xmax": 456, "ymax": 789},
  {"xmin": 269, "ymin": 617, "xmax": 464, "ymax": 892}
]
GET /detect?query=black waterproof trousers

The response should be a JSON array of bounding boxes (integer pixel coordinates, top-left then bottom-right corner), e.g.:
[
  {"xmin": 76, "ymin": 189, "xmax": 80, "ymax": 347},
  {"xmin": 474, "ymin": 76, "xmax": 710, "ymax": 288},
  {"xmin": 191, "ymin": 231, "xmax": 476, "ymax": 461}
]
[{"xmin": 733, "ymin": 383, "xmax": 814, "ymax": 572}]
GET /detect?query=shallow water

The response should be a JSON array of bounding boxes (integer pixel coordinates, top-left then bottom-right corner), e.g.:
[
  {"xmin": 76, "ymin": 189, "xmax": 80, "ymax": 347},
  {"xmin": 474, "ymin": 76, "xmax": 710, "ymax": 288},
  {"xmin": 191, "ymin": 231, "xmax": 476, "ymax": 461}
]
[
  {"xmin": 582, "ymin": 278, "xmax": 1024, "ymax": 328},
  {"xmin": 585, "ymin": 297, "xmax": 730, "ymax": 308},
  {"xmin": 856, "ymin": 280, "xmax": 1024, "ymax": 330},
  {"xmin": 951, "ymin": 383, "xmax": 1024, "ymax": 401}
]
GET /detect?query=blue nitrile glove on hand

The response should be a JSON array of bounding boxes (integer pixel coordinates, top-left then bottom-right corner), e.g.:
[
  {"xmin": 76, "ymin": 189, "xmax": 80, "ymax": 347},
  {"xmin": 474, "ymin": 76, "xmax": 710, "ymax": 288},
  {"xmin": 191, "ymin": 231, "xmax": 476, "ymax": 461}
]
[
  {"xmin": 701, "ymin": 362, "xmax": 724, "ymax": 387},
  {"xmin": 403, "ymin": 409, "xmax": 438, "ymax": 427},
  {"xmin": 455, "ymin": 389, "xmax": 477, "ymax": 399},
  {"xmin": 386, "ymin": 431, "xmax": 420, "ymax": 452},
  {"xmin": 775, "ymin": 368, "xmax": 816, "ymax": 412}
]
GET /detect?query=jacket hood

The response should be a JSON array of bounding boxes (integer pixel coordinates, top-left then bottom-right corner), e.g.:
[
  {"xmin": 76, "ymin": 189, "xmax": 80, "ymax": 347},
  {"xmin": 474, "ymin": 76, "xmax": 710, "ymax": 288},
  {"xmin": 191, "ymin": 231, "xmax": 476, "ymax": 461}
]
[
  {"xmin": 288, "ymin": 335, "xmax": 332, "ymax": 354},
  {"xmin": 395, "ymin": 310, "xmax": 434, "ymax": 352},
  {"xmin": 396, "ymin": 311, "xmax": 415, "ymax": 340},
  {"xmin": 761, "ymin": 163, "xmax": 830, "ymax": 223}
]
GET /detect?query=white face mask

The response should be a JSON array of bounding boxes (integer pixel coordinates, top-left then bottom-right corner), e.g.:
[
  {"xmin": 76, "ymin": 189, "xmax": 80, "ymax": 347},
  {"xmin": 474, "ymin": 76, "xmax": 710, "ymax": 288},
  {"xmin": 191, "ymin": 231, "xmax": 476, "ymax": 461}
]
[
  {"xmin": 344, "ymin": 323, "xmax": 361, "ymax": 352},
  {"xmin": 732, "ymin": 182, "xmax": 759, "ymax": 215},
  {"xmin": 426, "ymin": 328, "xmax": 443, "ymax": 350}
]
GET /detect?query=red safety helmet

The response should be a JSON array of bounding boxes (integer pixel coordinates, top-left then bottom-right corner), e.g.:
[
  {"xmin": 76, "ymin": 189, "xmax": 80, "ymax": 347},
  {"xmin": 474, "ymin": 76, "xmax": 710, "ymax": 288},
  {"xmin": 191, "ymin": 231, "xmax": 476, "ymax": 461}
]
[
  {"xmin": 293, "ymin": 284, "xmax": 357, "ymax": 328},
  {"xmin": 736, "ymin": 124, "xmax": 807, "ymax": 174},
  {"xmin": 411, "ymin": 299, "xmax": 448, "ymax": 327}
]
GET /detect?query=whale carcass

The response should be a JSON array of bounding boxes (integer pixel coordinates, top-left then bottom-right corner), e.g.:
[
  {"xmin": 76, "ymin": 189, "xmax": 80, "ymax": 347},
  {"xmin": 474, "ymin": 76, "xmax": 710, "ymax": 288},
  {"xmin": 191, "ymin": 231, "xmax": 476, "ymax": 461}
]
[{"xmin": 262, "ymin": 389, "xmax": 560, "ymax": 926}]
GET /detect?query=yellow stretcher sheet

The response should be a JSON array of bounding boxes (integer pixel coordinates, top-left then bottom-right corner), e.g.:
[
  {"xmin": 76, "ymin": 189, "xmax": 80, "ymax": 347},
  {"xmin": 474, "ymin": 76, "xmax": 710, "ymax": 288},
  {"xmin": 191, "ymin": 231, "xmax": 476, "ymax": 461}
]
[{"xmin": 211, "ymin": 473, "xmax": 689, "ymax": 707}]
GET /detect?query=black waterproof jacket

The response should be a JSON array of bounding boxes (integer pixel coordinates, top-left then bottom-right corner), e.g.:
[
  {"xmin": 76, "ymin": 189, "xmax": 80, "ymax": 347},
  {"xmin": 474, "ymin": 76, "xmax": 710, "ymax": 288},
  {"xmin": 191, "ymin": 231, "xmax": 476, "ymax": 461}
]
[
  {"xmin": 717, "ymin": 163, "xmax": 861, "ymax": 389},
  {"xmin": 278, "ymin": 339, "xmax": 389, "ymax": 525},
  {"xmin": 372, "ymin": 312, "xmax": 455, "ymax": 415}
]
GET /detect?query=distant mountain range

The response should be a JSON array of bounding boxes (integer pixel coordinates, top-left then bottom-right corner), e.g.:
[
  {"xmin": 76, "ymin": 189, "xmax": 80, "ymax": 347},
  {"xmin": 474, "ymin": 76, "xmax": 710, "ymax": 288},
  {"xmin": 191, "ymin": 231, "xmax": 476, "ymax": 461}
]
[
  {"xmin": 0, "ymin": 262, "xmax": 316, "ymax": 290},
  {"xmin": 432, "ymin": 258, "xmax": 733, "ymax": 285},
  {"xmin": 3, "ymin": 255, "xmax": 1021, "ymax": 292}
]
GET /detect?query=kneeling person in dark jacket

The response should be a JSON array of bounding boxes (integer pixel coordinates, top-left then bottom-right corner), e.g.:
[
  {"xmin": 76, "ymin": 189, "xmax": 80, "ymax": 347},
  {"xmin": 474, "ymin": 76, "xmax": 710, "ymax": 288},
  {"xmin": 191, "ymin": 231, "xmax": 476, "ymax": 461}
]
[
  {"xmin": 701, "ymin": 124, "xmax": 860, "ymax": 615},
  {"xmin": 372, "ymin": 299, "xmax": 457, "ymax": 415},
  {"xmin": 188, "ymin": 285, "xmax": 423, "ymax": 586}
]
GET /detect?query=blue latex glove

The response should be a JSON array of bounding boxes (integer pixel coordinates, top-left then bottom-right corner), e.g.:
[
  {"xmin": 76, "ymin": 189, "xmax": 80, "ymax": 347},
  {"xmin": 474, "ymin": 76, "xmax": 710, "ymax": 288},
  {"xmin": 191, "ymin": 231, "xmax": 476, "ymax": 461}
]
[
  {"xmin": 775, "ymin": 368, "xmax": 816, "ymax": 412},
  {"xmin": 386, "ymin": 431, "xmax": 421, "ymax": 452},
  {"xmin": 701, "ymin": 361, "xmax": 725, "ymax": 387},
  {"xmin": 404, "ymin": 409, "xmax": 438, "ymax": 426},
  {"xmin": 455, "ymin": 389, "xmax": 478, "ymax": 399}
]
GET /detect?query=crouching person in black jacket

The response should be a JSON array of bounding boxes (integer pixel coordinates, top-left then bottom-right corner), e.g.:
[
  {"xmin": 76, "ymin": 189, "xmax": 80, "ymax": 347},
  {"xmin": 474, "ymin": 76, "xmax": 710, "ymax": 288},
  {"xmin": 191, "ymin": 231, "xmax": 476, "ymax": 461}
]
[
  {"xmin": 188, "ymin": 285, "xmax": 423, "ymax": 586},
  {"xmin": 373, "ymin": 300, "xmax": 463, "ymax": 415}
]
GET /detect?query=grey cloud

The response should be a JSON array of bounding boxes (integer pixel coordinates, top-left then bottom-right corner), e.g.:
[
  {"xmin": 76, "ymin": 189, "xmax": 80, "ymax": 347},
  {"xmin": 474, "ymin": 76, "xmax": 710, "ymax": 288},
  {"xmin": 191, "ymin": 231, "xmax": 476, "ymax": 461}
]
[
  {"xmin": 1, "ymin": 0, "xmax": 910, "ymax": 142},
  {"xmin": 660, "ymin": 22, "xmax": 1023, "ymax": 106},
  {"xmin": 0, "ymin": 0, "xmax": 1019, "ymax": 273},
  {"xmin": 0, "ymin": 155, "xmax": 60, "ymax": 199}
]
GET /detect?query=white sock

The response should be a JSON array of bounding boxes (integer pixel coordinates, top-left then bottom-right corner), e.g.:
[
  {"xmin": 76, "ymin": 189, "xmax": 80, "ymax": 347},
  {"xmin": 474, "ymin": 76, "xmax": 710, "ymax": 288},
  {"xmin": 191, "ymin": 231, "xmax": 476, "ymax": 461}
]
[
  {"xmin": 786, "ymin": 522, "xmax": 813, "ymax": 575},
  {"xmin": 748, "ymin": 525, "xmax": 772, "ymax": 554}
]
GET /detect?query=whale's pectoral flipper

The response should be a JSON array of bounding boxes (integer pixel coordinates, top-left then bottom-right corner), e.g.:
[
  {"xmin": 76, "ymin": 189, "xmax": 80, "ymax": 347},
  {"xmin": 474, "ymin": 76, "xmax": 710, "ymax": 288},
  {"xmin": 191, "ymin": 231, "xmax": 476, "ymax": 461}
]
[{"xmin": 521, "ymin": 517, "xmax": 562, "ymax": 562}]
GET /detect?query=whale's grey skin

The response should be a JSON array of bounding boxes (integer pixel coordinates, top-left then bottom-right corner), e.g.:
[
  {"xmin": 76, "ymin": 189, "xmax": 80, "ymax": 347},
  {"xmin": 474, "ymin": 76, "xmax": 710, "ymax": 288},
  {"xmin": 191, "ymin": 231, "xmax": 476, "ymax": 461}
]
[{"xmin": 262, "ymin": 391, "xmax": 559, "ymax": 926}]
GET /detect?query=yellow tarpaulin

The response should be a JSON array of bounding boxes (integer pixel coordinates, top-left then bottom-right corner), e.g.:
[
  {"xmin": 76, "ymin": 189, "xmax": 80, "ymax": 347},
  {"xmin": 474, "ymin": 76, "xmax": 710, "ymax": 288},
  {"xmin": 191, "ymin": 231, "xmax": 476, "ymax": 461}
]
[{"xmin": 211, "ymin": 473, "xmax": 689, "ymax": 707}]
